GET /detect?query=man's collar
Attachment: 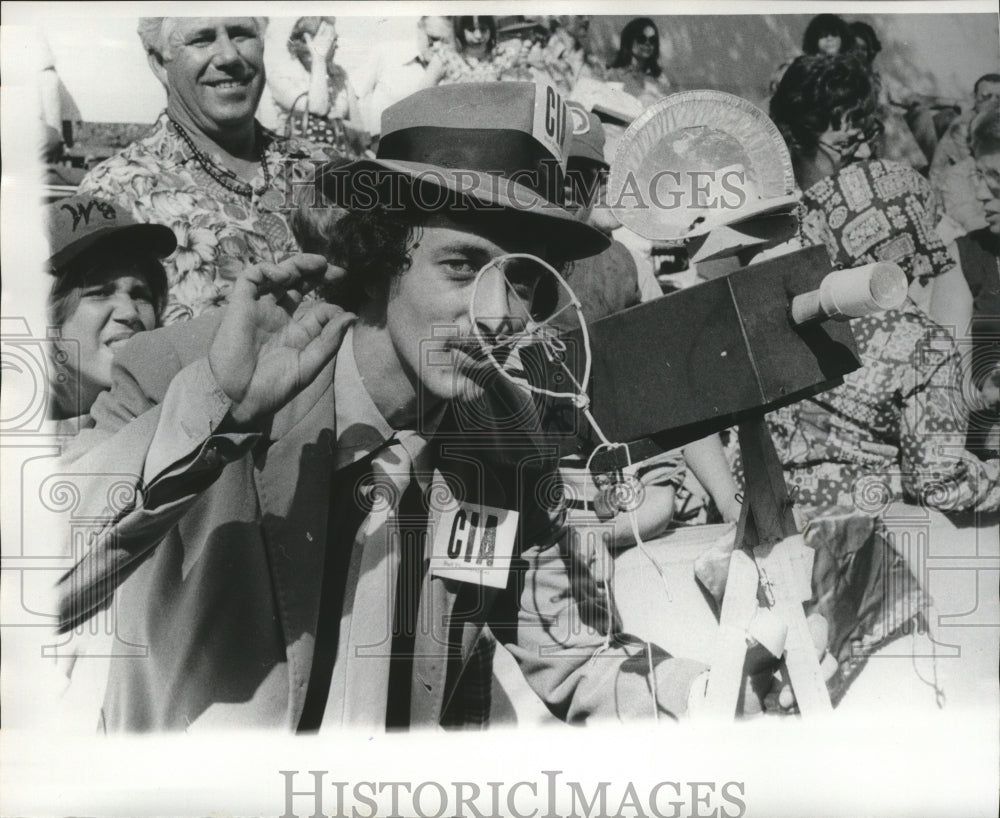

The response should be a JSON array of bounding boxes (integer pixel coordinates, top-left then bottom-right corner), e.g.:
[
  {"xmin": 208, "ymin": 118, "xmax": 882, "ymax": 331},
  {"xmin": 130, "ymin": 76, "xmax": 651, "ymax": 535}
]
[
  {"xmin": 333, "ymin": 326, "xmax": 395, "ymax": 470},
  {"xmin": 158, "ymin": 110, "xmax": 275, "ymax": 163},
  {"xmin": 333, "ymin": 327, "xmax": 446, "ymax": 474}
]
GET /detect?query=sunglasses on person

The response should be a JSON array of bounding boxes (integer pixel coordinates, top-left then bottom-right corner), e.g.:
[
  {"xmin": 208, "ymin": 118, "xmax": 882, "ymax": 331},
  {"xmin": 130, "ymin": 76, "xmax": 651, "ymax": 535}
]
[
  {"xmin": 819, "ymin": 120, "xmax": 884, "ymax": 160},
  {"xmin": 973, "ymin": 159, "xmax": 1000, "ymax": 197},
  {"xmin": 635, "ymin": 32, "xmax": 657, "ymax": 45}
]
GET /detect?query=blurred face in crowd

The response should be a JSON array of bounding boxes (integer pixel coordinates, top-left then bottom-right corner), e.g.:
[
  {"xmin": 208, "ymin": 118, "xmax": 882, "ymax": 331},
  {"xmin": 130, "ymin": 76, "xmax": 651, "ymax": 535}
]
[
  {"xmin": 461, "ymin": 17, "xmax": 492, "ymax": 51},
  {"xmin": 152, "ymin": 18, "xmax": 265, "ymax": 138},
  {"xmin": 57, "ymin": 263, "xmax": 159, "ymax": 408},
  {"xmin": 974, "ymin": 80, "xmax": 1000, "ymax": 113},
  {"xmin": 588, "ymin": 175, "xmax": 622, "ymax": 234},
  {"xmin": 632, "ymin": 25, "xmax": 658, "ymax": 64},
  {"xmin": 816, "ymin": 31, "xmax": 842, "ymax": 56},
  {"xmin": 419, "ymin": 16, "xmax": 453, "ymax": 62},
  {"xmin": 565, "ymin": 159, "xmax": 604, "ymax": 223},
  {"xmin": 973, "ymin": 150, "xmax": 1000, "ymax": 234},
  {"xmin": 358, "ymin": 213, "xmax": 549, "ymax": 412},
  {"xmin": 853, "ymin": 36, "xmax": 872, "ymax": 64},
  {"xmin": 567, "ymin": 16, "xmax": 591, "ymax": 46}
]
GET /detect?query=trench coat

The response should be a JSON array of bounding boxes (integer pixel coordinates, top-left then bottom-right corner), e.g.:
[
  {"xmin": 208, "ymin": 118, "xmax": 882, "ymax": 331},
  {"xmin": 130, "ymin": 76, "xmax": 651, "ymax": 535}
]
[{"xmin": 56, "ymin": 311, "xmax": 707, "ymax": 731}]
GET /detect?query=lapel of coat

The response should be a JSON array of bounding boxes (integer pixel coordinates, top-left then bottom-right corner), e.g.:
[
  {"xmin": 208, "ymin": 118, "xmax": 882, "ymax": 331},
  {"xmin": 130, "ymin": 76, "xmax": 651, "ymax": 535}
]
[
  {"xmin": 253, "ymin": 354, "xmax": 337, "ymax": 729},
  {"xmin": 409, "ymin": 451, "xmax": 509, "ymax": 727},
  {"xmin": 413, "ymin": 578, "xmax": 503, "ymax": 727}
]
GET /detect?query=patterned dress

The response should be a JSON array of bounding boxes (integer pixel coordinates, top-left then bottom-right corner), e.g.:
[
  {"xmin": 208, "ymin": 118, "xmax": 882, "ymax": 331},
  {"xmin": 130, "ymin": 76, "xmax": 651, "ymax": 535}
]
[
  {"xmin": 761, "ymin": 160, "xmax": 1000, "ymax": 513},
  {"xmin": 431, "ymin": 42, "xmax": 525, "ymax": 84},
  {"xmin": 78, "ymin": 113, "xmax": 342, "ymax": 325}
]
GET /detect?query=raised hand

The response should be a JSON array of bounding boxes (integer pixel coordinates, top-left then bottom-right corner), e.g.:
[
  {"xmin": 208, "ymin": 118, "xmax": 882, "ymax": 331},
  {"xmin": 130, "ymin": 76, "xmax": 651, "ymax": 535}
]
[
  {"xmin": 208, "ymin": 254, "xmax": 355, "ymax": 428},
  {"xmin": 305, "ymin": 21, "xmax": 337, "ymax": 63}
]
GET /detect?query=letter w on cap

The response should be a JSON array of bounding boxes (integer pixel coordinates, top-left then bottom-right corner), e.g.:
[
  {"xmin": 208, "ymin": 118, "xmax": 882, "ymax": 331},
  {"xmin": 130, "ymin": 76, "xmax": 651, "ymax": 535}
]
[{"xmin": 60, "ymin": 200, "xmax": 116, "ymax": 231}]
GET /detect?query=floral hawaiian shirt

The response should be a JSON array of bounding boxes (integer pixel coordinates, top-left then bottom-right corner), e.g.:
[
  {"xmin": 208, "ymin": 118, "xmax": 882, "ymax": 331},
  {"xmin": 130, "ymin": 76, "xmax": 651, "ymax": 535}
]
[{"xmin": 78, "ymin": 113, "xmax": 342, "ymax": 324}]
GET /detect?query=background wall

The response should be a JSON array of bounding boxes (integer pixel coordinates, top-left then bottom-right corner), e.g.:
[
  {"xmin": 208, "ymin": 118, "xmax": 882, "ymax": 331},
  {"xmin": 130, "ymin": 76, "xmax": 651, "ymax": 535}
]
[
  {"xmin": 590, "ymin": 13, "xmax": 1000, "ymax": 107},
  {"xmin": 29, "ymin": 12, "xmax": 1000, "ymax": 124}
]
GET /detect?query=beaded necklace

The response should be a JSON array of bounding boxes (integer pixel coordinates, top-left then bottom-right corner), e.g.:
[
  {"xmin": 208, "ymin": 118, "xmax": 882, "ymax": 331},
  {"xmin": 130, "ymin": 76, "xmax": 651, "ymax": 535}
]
[{"xmin": 168, "ymin": 116, "xmax": 271, "ymax": 198}]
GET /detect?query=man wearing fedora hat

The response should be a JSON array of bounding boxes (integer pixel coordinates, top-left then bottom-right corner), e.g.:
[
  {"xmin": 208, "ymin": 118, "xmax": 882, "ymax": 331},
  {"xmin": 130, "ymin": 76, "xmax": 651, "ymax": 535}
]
[{"xmin": 57, "ymin": 82, "xmax": 712, "ymax": 732}]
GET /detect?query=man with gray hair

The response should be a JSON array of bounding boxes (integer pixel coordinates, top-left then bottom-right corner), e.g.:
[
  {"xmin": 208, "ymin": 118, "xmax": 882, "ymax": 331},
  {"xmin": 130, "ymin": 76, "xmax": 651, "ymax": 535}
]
[{"xmin": 79, "ymin": 17, "xmax": 342, "ymax": 324}]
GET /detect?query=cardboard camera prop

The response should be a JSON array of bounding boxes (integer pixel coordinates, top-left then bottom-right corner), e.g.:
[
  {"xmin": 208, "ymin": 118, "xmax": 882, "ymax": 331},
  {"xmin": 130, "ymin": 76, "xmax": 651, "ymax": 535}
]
[{"xmin": 532, "ymin": 244, "xmax": 879, "ymax": 459}]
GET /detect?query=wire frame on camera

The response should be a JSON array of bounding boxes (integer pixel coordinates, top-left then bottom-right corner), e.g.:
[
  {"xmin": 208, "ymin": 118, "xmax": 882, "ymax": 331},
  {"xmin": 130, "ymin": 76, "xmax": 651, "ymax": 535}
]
[{"xmin": 469, "ymin": 253, "xmax": 595, "ymax": 407}]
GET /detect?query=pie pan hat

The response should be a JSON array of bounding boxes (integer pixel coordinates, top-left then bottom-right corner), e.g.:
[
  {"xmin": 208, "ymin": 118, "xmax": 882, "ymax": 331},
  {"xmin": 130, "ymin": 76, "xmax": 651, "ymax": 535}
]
[
  {"xmin": 322, "ymin": 82, "xmax": 609, "ymax": 261},
  {"xmin": 609, "ymin": 90, "xmax": 799, "ymax": 241}
]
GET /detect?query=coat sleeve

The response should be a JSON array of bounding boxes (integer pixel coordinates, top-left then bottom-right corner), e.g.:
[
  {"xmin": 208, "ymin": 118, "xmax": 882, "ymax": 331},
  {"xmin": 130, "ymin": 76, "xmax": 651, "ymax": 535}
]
[
  {"xmin": 468, "ymin": 382, "xmax": 708, "ymax": 723},
  {"xmin": 492, "ymin": 538, "xmax": 708, "ymax": 723},
  {"xmin": 55, "ymin": 319, "xmax": 259, "ymax": 632}
]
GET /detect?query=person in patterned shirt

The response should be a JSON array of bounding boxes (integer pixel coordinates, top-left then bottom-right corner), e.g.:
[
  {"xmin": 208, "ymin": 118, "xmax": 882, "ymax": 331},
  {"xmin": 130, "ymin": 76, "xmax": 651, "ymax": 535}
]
[
  {"xmin": 78, "ymin": 17, "xmax": 343, "ymax": 325},
  {"xmin": 422, "ymin": 16, "xmax": 527, "ymax": 87},
  {"xmin": 605, "ymin": 18, "xmax": 673, "ymax": 107},
  {"xmin": 763, "ymin": 54, "xmax": 1000, "ymax": 515}
]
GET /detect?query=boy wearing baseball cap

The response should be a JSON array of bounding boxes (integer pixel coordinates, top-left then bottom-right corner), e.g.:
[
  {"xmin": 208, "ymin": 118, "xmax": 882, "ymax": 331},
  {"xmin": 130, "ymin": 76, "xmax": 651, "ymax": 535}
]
[{"xmin": 45, "ymin": 195, "xmax": 175, "ymax": 427}]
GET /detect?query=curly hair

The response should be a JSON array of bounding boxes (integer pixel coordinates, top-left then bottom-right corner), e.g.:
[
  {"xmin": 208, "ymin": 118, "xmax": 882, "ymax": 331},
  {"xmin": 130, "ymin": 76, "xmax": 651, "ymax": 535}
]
[
  {"xmin": 291, "ymin": 202, "xmax": 420, "ymax": 313},
  {"xmin": 802, "ymin": 13, "xmax": 853, "ymax": 56},
  {"xmin": 608, "ymin": 17, "xmax": 662, "ymax": 78},
  {"xmin": 769, "ymin": 54, "xmax": 878, "ymax": 164}
]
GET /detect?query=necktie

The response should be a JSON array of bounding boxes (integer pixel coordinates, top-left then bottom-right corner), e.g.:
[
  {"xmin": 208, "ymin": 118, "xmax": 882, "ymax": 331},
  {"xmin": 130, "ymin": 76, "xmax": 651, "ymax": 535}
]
[
  {"xmin": 385, "ymin": 467, "xmax": 430, "ymax": 729},
  {"xmin": 320, "ymin": 432, "xmax": 429, "ymax": 731}
]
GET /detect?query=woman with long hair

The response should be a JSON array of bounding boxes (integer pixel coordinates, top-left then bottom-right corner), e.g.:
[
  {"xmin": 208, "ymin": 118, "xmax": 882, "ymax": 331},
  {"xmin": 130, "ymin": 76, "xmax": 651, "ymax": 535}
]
[
  {"xmin": 801, "ymin": 13, "xmax": 853, "ymax": 57},
  {"xmin": 423, "ymin": 16, "xmax": 524, "ymax": 85},
  {"xmin": 606, "ymin": 17, "xmax": 672, "ymax": 105}
]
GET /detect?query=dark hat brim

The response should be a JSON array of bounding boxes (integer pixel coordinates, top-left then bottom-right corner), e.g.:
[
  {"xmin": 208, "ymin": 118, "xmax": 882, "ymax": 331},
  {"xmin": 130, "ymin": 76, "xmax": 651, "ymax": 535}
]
[
  {"xmin": 322, "ymin": 158, "xmax": 610, "ymax": 261},
  {"xmin": 48, "ymin": 222, "xmax": 177, "ymax": 276}
]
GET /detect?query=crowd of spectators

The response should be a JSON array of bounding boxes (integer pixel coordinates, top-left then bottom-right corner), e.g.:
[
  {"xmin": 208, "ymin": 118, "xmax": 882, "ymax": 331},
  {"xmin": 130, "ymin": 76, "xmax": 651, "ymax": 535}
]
[{"xmin": 41, "ymin": 12, "xmax": 1000, "ymax": 501}]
